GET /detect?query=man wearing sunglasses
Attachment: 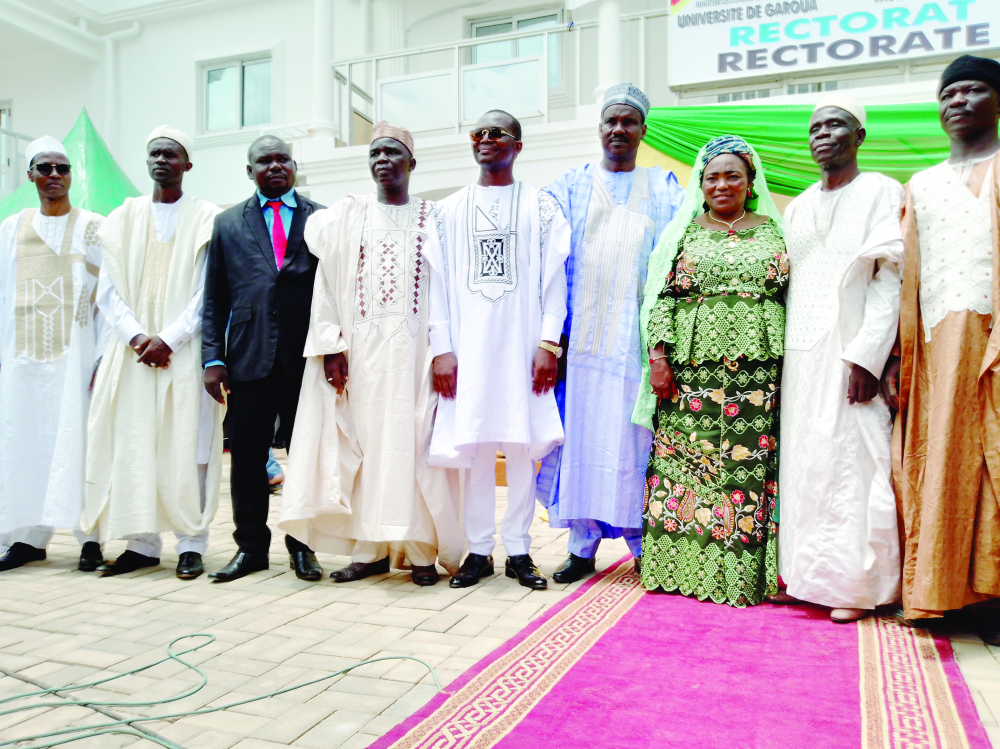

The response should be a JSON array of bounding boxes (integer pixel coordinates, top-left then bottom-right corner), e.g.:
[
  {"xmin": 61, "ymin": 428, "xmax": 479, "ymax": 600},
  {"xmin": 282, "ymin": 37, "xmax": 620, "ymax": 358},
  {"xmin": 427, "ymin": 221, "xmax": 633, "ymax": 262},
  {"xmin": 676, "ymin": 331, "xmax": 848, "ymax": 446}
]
[
  {"xmin": 427, "ymin": 110, "xmax": 571, "ymax": 590},
  {"xmin": 83, "ymin": 127, "xmax": 224, "ymax": 580},
  {"xmin": 0, "ymin": 136, "xmax": 106, "ymax": 573},
  {"xmin": 537, "ymin": 83, "xmax": 685, "ymax": 583}
]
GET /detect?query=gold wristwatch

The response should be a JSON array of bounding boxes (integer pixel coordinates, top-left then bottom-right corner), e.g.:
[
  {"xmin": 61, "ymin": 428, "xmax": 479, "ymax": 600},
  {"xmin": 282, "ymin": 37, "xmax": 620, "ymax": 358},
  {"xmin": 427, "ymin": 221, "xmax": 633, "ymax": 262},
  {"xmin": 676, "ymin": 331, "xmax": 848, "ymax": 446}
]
[{"xmin": 539, "ymin": 341, "xmax": 563, "ymax": 359}]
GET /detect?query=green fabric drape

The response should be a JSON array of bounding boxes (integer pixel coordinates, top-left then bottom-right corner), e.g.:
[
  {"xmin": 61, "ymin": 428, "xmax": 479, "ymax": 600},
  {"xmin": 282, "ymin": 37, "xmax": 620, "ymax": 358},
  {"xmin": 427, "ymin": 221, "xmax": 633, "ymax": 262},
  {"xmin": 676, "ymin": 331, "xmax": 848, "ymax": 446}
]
[
  {"xmin": 0, "ymin": 108, "xmax": 140, "ymax": 224},
  {"xmin": 644, "ymin": 102, "xmax": 946, "ymax": 196}
]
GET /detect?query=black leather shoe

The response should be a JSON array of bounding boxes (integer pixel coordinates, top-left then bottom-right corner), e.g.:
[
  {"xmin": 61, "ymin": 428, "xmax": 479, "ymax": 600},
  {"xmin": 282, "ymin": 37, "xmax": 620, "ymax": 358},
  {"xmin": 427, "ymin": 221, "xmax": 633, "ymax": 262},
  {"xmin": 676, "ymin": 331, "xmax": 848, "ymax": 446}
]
[
  {"xmin": 176, "ymin": 552, "xmax": 205, "ymax": 580},
  {"xmin": 411, "ymin": 565, "xmax": 440, "ymax": 586},
  {"xmin": 290, "ymin": 550, "xmax": 323, "ymax": 581},
  {"xmin": 0, "ymin": 543, "xmax": 46, "ymax": 571},
  {"xmin": 505, "ymin": 554, "xmax": 547, "ymax": 590},
  {"xmin": 209, "ymin": 551, "xmax": 268, "ymax": 582},
  {"xmin": 552, "ymin": 553, "xmax": 596, "ymax": 584},
  {"xmin": 100, "ymin": 550, "xmax": 159, "ymax": 577},
  {"xmin": 331, "ymin": 557, "xmax": 389, "ymax": 583},
  {"xmin": 78, "ymin": 542, "xmax": 104, "ymax": 572},
  {"xmin": 449, "ymin": 554, "xmax": 494, "ymax": 588}
]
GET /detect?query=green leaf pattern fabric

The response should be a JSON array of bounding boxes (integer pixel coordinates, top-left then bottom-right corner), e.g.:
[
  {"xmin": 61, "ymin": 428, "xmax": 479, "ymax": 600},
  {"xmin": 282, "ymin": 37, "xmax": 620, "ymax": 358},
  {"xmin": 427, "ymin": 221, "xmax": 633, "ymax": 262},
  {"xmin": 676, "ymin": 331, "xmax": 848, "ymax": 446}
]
[{"xmin": 641, "ymin": 220, "xmax": 787, "ymax": 607}]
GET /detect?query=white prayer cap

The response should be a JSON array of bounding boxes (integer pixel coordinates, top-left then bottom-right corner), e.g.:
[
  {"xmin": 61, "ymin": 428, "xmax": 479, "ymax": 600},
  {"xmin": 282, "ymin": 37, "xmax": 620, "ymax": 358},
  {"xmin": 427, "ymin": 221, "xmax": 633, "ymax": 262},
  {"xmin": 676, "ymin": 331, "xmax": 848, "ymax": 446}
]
[
  {"xmin": 813, "ymin": 94, "xmax": 867, "ymax": 128},
  {"xmin": 145, "ymin": 125, "xmax": 193, "ymax": 159},
  {"xmin": 25, "ymin": 136, "xmax": 67, "ymax": 167}
]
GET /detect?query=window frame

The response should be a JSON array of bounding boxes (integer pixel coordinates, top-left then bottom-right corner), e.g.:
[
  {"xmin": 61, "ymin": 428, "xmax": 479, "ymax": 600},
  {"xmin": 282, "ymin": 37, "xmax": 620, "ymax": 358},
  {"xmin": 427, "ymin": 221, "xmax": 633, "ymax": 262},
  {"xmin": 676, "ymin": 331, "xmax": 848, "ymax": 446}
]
[
  {"xmin": 469, "ymin": 9, "xmax": 563, "ymax": 62},
  {"xmin": 197, "ymin": 50, "xmax": 274, "ymax": 135}
]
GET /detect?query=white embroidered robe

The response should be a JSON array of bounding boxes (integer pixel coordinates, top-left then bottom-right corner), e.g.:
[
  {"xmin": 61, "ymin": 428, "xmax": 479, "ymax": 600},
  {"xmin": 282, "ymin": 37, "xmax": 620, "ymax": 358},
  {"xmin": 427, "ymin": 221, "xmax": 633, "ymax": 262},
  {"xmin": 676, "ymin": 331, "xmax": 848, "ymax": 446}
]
[
  {"xmin": 278, "ymin": 196, "xmax": 465, "ymax": 572},
  {"xmin": 778, "ymin": 173, "xmax": 904, "ymax": 609},
  {"xmin": 0, "ymin": 208, "xmax": 106, "ymax": 534},
  {"xmin": 426, "ymin": 182, "xmax": 571, "ymax": 465}
]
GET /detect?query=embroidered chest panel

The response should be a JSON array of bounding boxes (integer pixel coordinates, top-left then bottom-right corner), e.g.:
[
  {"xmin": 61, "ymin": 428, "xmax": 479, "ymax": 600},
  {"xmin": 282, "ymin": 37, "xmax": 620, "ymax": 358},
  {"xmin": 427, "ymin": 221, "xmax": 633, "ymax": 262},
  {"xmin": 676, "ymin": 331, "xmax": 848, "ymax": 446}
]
[
  {"xmin": 911, "ymin": 162, "xmax": 993, "ymax": 340},
  {"xmin": 355, "ymin": 198, "xmax": 429, "ymax": 340},
  {"xmin": 784, "ymin": 178, "xmax": 880, "ymax": 350},
  {"xmin": 14, "ymin": 209, "xmax": 90, "ymax": 363},
  {"xmin": 466, "ymin": 183, "xmax": 520, "ymax": 303}
]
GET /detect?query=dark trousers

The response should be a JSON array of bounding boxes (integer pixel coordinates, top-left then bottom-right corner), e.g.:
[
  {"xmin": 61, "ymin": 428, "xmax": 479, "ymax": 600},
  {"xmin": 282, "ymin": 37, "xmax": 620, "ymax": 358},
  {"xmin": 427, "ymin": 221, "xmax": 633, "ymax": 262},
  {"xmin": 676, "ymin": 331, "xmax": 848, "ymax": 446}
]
[{"xmin": 227, "ymin": 361, "xmax": 311, "ymax": 556}]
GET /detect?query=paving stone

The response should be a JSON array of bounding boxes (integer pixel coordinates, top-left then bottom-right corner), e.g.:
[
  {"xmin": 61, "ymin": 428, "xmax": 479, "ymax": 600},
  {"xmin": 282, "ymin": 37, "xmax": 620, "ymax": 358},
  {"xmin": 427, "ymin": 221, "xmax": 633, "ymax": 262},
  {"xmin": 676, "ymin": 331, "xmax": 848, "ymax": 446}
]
[
  {"xmin": 8, "ymin": 461, "xmax": 994, "ymax": 748},
  {"xmin": 249, "ymin": 702, "xmax": 337, "ymax": 743},
  {"xmin": 295, "ymin": 710, "xmax": 376, "ymax": 749}
]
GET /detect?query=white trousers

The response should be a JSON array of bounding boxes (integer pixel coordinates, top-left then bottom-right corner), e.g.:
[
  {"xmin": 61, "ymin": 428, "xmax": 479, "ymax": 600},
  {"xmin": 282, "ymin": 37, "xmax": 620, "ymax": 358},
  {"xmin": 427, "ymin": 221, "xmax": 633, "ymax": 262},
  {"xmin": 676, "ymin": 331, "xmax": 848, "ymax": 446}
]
[
  {"xmin": 352, "ymin": 540, "xmax": 436, "ymax": 567},
  {"xmin": 0, "ymin": 526, "xmax": 98, "ymax": 552},
  {"xmin": 466, "ymin": 443, "xmax": 534, "ymax": 557},
  {"xmin": 124, "ymin": 464, "xmax": 210, "ymax": 558}
]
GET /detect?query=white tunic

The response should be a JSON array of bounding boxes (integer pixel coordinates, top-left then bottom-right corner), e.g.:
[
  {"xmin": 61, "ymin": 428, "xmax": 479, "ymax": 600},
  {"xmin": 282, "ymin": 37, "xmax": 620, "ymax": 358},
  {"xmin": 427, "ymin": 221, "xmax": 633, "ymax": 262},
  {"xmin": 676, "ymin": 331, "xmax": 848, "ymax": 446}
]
[
  {"xmin": 278, "ymin": 196, "xmax": 465, "ymax": 572},
  {"xmin": 779, "ymin": 173, "xmax": 904, "ymax": 609},
  {"xmin": 0, "ymin": 208, "xmax": 105, "ymax": 534},
  {"xmin": 426, "ymin": 182, "xmax": 571, "ymax": 465}
]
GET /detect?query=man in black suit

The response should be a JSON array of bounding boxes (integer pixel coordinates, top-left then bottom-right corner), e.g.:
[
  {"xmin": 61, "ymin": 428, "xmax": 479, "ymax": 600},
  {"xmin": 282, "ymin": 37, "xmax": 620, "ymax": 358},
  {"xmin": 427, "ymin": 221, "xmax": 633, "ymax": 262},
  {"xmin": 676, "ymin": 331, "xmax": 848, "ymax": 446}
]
[{"xmin": 202, "ymin": 135, "xmax": 325, "ymax": 582}]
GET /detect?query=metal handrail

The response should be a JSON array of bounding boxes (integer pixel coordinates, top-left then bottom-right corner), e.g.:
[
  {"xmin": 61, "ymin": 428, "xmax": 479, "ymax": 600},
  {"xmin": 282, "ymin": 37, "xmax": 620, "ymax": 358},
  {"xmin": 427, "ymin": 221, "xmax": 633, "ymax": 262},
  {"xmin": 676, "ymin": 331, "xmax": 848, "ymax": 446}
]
[
  {"xmin": 332, "ymin": 20, "xmax": 597, "ymax": 67},
  {"xmin": 330, "ymin": 7, "xmax": 671, "ymax": 143}
]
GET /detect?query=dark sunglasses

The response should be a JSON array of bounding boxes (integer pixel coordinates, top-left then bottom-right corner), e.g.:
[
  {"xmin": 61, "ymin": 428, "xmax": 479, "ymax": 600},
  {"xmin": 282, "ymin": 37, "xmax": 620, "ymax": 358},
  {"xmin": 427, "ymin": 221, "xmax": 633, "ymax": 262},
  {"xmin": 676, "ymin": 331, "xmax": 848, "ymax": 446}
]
[
  {"xmin": 32, "ymin": 163, "xmax": 72, "ymax": 176},
  {"xmin": 469, "ymin": 127, "xmax": 518, "ymax": 142}
]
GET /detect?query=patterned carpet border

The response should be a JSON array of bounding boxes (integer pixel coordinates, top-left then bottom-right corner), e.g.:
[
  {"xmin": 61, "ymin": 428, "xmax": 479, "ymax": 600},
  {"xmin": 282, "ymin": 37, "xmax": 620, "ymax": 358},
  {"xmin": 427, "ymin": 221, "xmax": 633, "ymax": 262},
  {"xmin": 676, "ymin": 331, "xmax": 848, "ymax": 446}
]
[
  {"xmin": 860, "ymin": 616, "xmax": 989, "ymax": 749},
  {"xmin": 373, "ymin": 559, "xmax": 991, "ymax": 749},
  {"xmin": 371, "ymin": 556, "xmax": 641, "ymax": 749}
]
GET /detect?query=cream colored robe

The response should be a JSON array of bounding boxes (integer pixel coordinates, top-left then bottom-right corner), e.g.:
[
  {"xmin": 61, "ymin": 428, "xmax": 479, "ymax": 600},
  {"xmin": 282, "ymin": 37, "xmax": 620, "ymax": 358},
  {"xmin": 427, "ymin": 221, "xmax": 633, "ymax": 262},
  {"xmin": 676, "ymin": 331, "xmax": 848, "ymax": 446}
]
[
  {"xmin": 278, "ymin": 196, "xmax": 464, "ymax": 573},
  {"xmin": 82, "ymin": 195, "xmax": 224, "ymax": 540},
  {"xmin": 894, "ymin": 157, "xmax": 1000, "ymax": 619}
]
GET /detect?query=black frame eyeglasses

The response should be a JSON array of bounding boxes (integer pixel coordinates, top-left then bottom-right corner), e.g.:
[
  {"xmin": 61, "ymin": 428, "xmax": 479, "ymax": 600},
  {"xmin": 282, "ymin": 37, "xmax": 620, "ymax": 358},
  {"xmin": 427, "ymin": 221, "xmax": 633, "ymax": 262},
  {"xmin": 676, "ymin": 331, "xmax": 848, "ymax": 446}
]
[
  {"xmin": 32, "ymin": 163, "xmax": 72, "ymax": 176},
  {"xmin": 469, "ymin": 127, "xmax": 519, "ymax": 142}
]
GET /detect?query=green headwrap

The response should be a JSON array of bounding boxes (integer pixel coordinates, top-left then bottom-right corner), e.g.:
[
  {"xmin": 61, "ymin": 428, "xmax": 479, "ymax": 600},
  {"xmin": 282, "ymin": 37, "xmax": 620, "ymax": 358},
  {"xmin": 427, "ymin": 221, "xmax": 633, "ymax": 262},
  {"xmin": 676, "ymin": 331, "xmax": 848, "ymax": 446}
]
[{"xmin": 631, "ymin": 135, "xmax": 786, "ymax": 431}]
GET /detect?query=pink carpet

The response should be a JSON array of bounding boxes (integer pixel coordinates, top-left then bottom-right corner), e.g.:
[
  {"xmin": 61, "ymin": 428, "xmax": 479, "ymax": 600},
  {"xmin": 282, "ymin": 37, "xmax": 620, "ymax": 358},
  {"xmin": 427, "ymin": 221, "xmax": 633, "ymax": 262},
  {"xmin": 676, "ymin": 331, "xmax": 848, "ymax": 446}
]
[{"xmin": 374, "ymin": 558, "xmax": 991, "ymax": 749}]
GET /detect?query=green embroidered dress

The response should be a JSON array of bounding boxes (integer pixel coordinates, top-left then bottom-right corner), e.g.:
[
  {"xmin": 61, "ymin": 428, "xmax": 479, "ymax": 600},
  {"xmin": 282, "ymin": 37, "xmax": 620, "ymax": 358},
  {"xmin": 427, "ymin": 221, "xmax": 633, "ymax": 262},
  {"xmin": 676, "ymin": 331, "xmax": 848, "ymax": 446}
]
[{"xmin": 641, "ymin": 218, "xmax": 788, "ymax": 607}]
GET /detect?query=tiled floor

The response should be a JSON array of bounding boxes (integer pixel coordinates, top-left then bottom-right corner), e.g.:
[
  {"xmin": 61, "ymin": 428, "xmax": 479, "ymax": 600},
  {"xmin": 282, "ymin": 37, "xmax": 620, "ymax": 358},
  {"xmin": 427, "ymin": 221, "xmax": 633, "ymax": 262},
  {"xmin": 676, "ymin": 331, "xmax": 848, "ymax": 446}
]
[{"xmin": 0, "ymin": 454, "xmax": 997, "ymax": 748}]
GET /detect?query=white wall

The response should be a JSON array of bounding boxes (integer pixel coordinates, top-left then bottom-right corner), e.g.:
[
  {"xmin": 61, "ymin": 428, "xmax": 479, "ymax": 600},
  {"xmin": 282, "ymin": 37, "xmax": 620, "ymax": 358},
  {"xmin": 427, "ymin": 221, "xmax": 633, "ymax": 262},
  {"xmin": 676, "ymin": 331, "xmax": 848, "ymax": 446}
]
[
  {"xmin": 111, "ymin": 0, "xmax": 316, "ymax": 204},
  {"xmin": 0, "ymin": 39, "xmax": 102, "ymax": 146}
]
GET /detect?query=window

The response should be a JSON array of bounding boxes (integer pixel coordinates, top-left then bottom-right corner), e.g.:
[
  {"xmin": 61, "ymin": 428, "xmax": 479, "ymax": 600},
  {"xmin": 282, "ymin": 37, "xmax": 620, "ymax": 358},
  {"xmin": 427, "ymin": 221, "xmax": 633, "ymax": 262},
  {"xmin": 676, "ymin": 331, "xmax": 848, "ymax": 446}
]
[
  {"xmin": 787, "ymin": 80, "xmax": 838, "ymax": 96},
  {"xmin": 472, "ymin": 10, "xmax": 562, "ymax": 88},
  {"xmin": 204, "ymin": 56, "xmax": 272, "ymax": 131},
  {"xmin": 717, "ymin": 88, "xmax": 771, "ymax": 103}
]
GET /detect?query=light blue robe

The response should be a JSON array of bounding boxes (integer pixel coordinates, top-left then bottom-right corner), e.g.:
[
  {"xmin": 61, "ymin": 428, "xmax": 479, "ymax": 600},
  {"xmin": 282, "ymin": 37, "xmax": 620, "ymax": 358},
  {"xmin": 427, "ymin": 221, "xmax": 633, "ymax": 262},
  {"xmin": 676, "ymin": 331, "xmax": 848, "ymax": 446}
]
[{"xmin": 537, "ymin": 164, "xmax": 683, "ymax": 555}]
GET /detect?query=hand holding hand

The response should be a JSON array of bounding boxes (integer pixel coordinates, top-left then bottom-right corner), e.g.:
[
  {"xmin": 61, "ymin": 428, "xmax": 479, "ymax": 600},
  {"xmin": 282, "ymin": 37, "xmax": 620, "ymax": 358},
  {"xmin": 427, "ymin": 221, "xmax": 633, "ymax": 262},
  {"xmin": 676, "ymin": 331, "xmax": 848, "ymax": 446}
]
[
  {"xmin": 136, "ymin": 336, "xmax": 173, "ymax": 369},
  {"xmin": 129, "ymin": 334, "xmax": 151, "ymax": 357},
  {"xmin": 433, "ymin": 353, "xmax": 458, "ymax": 400},
  {"xmin": 324, "ymin": 352, "xmax": 349, "ymax": 394},
  {"xmin": 204, "ymin": 365, "xmax": 230, "ymax": 405},
  {"xmin": 847, "ymin": 363, "xmax": 879, "ymax": 405}
]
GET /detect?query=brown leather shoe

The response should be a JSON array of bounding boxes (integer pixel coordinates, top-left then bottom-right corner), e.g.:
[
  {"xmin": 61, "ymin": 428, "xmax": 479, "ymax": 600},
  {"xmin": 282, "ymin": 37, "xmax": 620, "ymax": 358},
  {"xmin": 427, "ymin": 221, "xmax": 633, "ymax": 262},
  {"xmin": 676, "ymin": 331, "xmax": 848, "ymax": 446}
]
[
  {"xmin": 411, "ymin": 565, "xmax": 440, "ymax": 586},
  {"xmin": 830, "ymin": 608, "xmax": 868, "ymax": 623},
  {"xmin": 331, "ymin": 557, "xmax": 390, "ymax": 583}
]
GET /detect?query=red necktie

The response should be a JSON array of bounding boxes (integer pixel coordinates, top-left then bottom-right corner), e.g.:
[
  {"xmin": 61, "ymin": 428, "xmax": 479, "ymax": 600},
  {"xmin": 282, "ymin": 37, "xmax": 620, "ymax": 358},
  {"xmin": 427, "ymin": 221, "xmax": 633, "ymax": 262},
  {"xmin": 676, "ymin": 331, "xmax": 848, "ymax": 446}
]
[{"xmin": 267, "ymin": 200, "xmax": 287, "ymax": 270}]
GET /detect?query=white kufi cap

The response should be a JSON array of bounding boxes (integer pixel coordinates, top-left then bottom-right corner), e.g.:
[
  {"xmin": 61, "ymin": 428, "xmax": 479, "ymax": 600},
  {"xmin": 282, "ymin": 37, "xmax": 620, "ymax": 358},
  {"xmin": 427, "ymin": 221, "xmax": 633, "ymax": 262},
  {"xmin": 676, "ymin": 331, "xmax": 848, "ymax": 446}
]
[
  {"xmin": 813, "ymin": 94, "xmax": 867, "ymax": 128},
  {"xmin": 146, "ymin": 125, "xmax": 194, "ymax": 159},
  {"xmin": 25, "ymin": 136, "xmax": 67, "ymax": 167}
]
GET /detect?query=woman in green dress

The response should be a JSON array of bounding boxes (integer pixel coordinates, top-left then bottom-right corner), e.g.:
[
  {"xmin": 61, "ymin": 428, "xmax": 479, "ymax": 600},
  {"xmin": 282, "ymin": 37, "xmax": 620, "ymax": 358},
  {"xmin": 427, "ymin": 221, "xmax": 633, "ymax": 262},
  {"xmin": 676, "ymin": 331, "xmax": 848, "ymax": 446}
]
[{"xmin": 632, "ymin": 135, "xmax": 788, "ymax": 607}]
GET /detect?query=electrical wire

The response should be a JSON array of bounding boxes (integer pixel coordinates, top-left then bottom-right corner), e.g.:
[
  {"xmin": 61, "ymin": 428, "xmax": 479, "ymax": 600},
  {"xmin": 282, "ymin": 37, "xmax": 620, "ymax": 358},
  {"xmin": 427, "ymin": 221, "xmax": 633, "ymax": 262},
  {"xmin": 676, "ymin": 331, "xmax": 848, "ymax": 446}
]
[{"xmin": 0, "ymin": 633, "xmax": 445, "ymax": 748}]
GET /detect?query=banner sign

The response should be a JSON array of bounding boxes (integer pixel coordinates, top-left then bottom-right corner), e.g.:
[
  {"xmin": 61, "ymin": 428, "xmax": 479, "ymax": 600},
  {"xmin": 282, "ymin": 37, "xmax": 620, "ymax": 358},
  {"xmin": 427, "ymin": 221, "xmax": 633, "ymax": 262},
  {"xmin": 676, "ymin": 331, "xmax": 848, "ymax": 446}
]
[{"xmin": 667, "ymin": 0, "xmax": 1000, "ymax": 87}]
